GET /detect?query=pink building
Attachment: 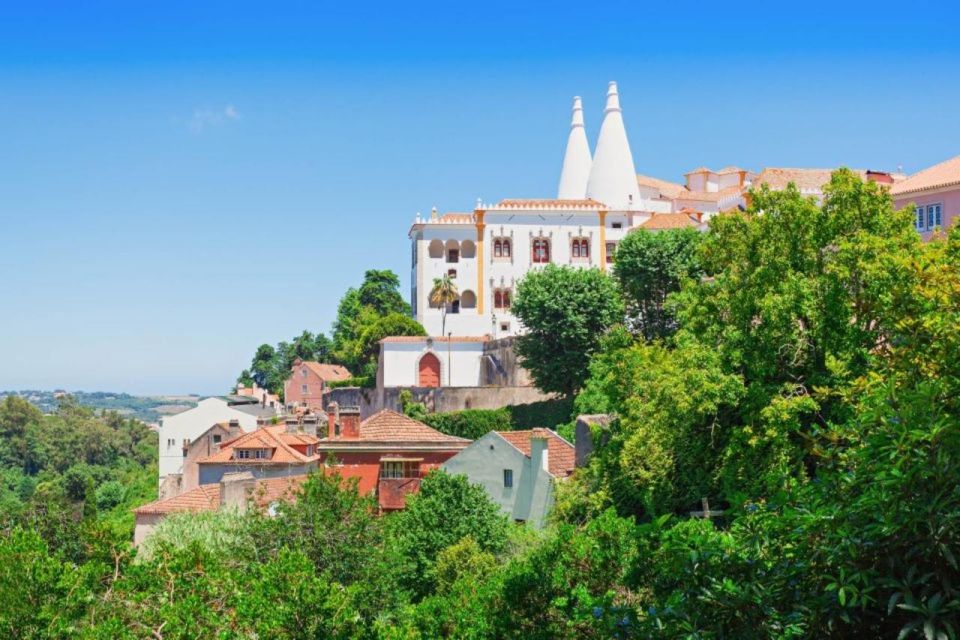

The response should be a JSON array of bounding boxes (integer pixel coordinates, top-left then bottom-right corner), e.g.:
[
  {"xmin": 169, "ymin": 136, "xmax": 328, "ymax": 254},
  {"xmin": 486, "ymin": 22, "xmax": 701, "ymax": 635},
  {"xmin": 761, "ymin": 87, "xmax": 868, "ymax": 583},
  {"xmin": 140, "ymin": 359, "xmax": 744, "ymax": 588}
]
[
  {"xmin": 283, "ymin": 359, "xmax": 352, "ymax": 411},
  {"xmin": 891, "ymin": 156, "xmax": 960, "ymax": 240}
]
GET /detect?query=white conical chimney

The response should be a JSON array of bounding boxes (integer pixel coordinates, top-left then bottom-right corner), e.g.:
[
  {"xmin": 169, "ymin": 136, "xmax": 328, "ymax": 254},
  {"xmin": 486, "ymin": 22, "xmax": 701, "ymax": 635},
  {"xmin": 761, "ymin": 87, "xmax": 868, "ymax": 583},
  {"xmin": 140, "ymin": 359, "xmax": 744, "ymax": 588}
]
[
  {"xmin": 557, "ymin": 96, "xmax": 592, "ymax": 200},
  {"xmin": 585, "ymin": 82, "xmax": 641, "ymax": 210}
]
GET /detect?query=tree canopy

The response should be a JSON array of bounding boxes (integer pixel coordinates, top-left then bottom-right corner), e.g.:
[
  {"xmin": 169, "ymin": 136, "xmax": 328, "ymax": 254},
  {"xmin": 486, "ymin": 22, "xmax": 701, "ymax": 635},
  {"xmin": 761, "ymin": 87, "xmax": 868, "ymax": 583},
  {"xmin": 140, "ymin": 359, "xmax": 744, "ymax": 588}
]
[{"xmin": 511, "ymin": 264, "xmax": 624, "ymax": 396}]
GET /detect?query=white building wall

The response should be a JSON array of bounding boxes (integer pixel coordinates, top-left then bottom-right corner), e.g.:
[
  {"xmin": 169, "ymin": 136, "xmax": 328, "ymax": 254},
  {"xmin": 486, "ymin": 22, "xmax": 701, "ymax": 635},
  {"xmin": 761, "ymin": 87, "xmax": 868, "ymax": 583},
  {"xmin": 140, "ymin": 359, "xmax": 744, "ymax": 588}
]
[
  {"xmin": 411, "ymin": 205, "xmax": 630, "ymax": 339},
  {"xmin": 381, "ymin": 341, "xmax": 484, "ymax": 387},
  {"xmin": 442, "ymin": 431, "xmax": 555, "ymax": 528},
  {"xmin": 157, "ymin": 398, "xmax": 260, "ymax": 484}
]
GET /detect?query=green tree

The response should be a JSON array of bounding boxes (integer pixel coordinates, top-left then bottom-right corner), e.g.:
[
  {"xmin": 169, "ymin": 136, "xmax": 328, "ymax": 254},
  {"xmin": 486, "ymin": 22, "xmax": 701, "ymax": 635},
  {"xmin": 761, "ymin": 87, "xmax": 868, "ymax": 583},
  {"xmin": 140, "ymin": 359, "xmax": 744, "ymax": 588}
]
[
  {"xmin": 358, "ymin": 269, "xmax": 410, "ymax": 316},
  {"xmin": 389, "ymin": 470, "xmax": 509, "ymax": 599},
  {"xmin": 353, "ymin": 312, "xmax": 426, "ymax": 378},
  {"xmin": 429, "ymin": 274, "xmax": 459, "ymax": 336},
  {"xmin": 613, "ymin": 226, "xmax": 704, "ymax": 340},
  {"xmin": 512, "ymin": 264, "xmax": 624, "ymax": 396}
]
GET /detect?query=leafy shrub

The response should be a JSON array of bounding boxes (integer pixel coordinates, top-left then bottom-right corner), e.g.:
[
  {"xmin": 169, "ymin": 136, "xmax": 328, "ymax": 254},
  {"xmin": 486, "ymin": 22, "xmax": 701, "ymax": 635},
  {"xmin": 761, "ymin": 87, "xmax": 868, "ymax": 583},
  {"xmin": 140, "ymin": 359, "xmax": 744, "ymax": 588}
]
[{"xmin": 94, "ymin": 480, "xmax": 126, "ymax": 511}]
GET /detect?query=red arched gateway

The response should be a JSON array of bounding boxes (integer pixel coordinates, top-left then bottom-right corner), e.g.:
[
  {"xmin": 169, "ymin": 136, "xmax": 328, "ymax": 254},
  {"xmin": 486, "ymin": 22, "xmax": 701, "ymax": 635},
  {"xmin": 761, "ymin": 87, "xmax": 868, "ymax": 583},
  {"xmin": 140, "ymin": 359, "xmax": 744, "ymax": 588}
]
[{"xmin": 418, "ymin": 352, "xmax": 441, "ymax": 387}]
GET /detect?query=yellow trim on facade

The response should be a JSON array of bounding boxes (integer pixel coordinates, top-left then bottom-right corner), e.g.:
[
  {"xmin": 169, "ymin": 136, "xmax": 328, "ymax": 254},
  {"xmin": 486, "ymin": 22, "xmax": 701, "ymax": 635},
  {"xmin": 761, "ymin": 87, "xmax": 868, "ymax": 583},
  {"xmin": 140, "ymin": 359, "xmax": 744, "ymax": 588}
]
[
  {"xmin": 598, "ymin": 210, "xmax": 607, "ymax": 270},
  {"xmin": 475, "ymin": 210, "xmax": 486, "ymax": 314}
]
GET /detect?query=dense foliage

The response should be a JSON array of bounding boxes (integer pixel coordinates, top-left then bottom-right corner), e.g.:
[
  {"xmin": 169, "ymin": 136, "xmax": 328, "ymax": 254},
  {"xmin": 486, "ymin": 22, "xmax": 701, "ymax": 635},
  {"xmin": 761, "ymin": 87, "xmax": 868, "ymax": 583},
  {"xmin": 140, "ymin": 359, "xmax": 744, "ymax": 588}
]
[
  {"xmin": 6, "ymin": 171, "xmax": 959, "ymax": 638},
  {"xmin": 0, "ymin": 395, "xmax": 157, "ymax": 533},
  {"xmin": 512, "ymin": 264, "xmax": 624, "ymax": 396}
]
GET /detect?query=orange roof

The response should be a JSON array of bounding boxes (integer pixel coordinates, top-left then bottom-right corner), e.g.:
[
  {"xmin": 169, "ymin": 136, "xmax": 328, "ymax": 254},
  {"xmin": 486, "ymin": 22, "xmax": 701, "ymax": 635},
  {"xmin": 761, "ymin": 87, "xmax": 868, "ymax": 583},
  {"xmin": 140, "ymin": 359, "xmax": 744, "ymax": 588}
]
[
  {"xmin": 753, "ymin": 167, "xmax": 870, "ymax": 192},
  {"xmin": 683, "ymin": 166, "xmax": 713, "ymax": 175},
  {"xmin": 497, "ymin": 428, "xmax": 576, "ymax": 478},
  {"xmin": 639, "ymin": 212, "xmax": 700, "ymax": 230},
  {"xmin": 436, "ymin": 213, "xmax": 474, "ymax": 223},
  {"xmin": 496, "ymin": 199, "xmax": 607, "ymax": 210},
  {"xmin": 300, "ymin": 362, "xmax": 352, "ymax": 381},
  {"xmin": 322, "ymin": 410, "xmax": 470, "ymax": 445},
  {"xmin": 134, "ymin": 475, "xmax": 307, "ymax": 516},
  {"xmin": 379, "ymin": 335, "xmax": 489, "ymax": 344},
  {"xmin": 891, "ymin": 155, "xmax": 960, "ymax": 196},
  {"xmin": 198, "ymin": 425, "xmax": 320, "ymax": 465},
  {"xmin": 716, "ymin": 166, "xmax": 746, "ymax": 175},
  {"xmin": 636, "ymin": 174, "xmax": 687, "ymax": 199},
  {"xmin": 673, "ymin": 184, "xmax": 744, "ymax": 203}
]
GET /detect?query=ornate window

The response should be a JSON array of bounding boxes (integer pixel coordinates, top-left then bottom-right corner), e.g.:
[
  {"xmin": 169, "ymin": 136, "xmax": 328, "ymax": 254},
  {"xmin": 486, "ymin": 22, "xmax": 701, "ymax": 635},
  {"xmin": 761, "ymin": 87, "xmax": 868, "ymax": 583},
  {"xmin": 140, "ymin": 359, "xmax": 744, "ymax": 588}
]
[
  {"xmin": 493, "ymin": 237, "xmax": 511, "ymax": 259},
  {"xmin": 571, "ymin": 237, "xmax": 589, "ymax": 259},
  {"xmin": 532, "ymin": 238, "xmax": 550, "ymax": 263},
  {"xmin": 606, "ymin": 241, "xmax": 617, "ymax": 264},
  {"xmin": 493, "ymin": 288, "xmax": 511, "ymax": 310}
]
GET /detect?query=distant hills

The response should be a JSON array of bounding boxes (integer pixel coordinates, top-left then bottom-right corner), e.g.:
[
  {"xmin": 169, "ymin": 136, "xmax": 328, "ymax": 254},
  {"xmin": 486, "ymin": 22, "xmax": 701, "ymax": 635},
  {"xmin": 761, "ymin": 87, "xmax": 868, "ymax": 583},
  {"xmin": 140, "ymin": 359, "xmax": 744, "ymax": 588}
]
[{"xmin": 0, "ymin": 389, "xmax": 199, "ymax": 425}]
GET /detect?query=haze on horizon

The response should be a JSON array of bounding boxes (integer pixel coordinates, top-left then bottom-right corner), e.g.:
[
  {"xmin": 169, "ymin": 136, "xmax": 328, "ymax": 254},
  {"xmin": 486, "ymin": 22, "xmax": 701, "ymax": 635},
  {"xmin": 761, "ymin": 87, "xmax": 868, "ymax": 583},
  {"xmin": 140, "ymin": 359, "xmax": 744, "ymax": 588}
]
[{"xmin": 1, "ymin": 0, "xmax": 958, "ymax": 395}]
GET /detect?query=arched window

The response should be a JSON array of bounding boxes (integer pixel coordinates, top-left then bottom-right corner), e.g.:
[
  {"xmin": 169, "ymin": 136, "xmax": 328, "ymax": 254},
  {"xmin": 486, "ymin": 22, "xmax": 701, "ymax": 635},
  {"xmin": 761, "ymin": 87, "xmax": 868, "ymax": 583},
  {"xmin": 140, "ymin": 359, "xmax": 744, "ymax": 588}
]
[
  {"xmin": 461, "ymin": 239, "xmax": 476, "ymax": 259},
  {"xmin": 494, "ymin": 288, "xmax": 511, "ymax": 310},
  {"xmin": 461, "ymin": 290, "xmax": 477, "ymax": 309},
  {"xmin": 532, "ymin": 238, "xmax": 550, "ymax": 264},
  {"xmin": 428, "ymin": 239, "xmax": 444, "ymax": 259},
  {"xmin": 493, "ymin": 237, "xmax": 510, "ymax": 259},
  {"xmin": 572, "ymin": 240, "xmax": 580, "ymax": 258}
]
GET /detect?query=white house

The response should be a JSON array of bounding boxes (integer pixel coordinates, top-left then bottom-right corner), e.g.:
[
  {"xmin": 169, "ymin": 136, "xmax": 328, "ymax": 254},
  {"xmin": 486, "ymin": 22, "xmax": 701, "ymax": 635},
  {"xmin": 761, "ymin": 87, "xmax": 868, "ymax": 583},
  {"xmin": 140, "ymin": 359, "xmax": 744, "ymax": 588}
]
[
  {"xmin": 379, "ymin": 336, "xmax": 487, "ymax": 388},
  {"xmin": 442, "ymin": 428, "xmax": 576, "ymax": 528},
  {"xmin": 157, "ymin": 396, "xmax": 278, "ymax": 486}
]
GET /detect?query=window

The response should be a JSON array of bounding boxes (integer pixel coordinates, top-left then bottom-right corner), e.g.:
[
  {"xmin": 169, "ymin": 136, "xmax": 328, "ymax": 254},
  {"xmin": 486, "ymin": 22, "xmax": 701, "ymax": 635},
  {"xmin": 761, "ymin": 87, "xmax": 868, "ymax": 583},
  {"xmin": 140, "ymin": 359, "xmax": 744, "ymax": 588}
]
[
  {"xmin": 612, "ymin": 222, "xmax": 623, "ymax": 229},
  {"xmin": 500, "ymin": 322, "xmax": 510, "ymax": 332},
  {"xmin": 447, "ymin": 268, "xmax": 457, "ymax": 278},
  {"xmin": 447, "ymin": 248, "xmax": 459, "ymax": 263},
  {"xmin": 212, "ymin": 435, "xmax": 222, "ymax": 444},
  {"xmin": 532, "ymin": 238, "xmax": 550, "ymax": 263},
  {"xmin": 301, "ymin": 384, "xmax": 308, "ymax": 394},
  {"xmin": 236, "ymin": 448, "xmax": 269, "ymax": 460},
  {"xmin": 606, "ymin": 241, "xmax": 617, "ymax": 264},
  {"xmin": 167, "ymin": 438, "xmax": 175, "ymax": 448},
  {"xmin": 493, "ymin": 237, "xmax": 511, "ymax": 259},
  {"xmin": 571, "ymin": 237, "xmax": 589, "ymax": 259},
  {"xmin": 382, "ymin": 461, "xmax": 407, "ymax": 479},
  {"xmin": 916, "ymin": 206, "xmax": 925, "ymax": 231},
  {"xmin": 494, "ymin": 288, "xmax": 511, "ymax": 310},
  {"xmin": 301, "ymin": 368, "xmax": 308, "ymax": 378},
  {"xmin": 503, "ymin": 469, "xmax": 513, "ymax": 488},
  {"xmin": 928, "ymin": 204, "xmax": 943, "ymax": 230}
]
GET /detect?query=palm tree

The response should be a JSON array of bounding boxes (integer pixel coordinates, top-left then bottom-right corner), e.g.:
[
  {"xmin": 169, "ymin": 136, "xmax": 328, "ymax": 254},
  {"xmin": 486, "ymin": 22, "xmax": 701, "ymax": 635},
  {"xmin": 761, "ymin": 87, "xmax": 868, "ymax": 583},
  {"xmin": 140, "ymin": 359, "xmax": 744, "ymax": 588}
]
[{"xmin": 429, "ymin": 275, "xmax": 459, "ymax": 336}]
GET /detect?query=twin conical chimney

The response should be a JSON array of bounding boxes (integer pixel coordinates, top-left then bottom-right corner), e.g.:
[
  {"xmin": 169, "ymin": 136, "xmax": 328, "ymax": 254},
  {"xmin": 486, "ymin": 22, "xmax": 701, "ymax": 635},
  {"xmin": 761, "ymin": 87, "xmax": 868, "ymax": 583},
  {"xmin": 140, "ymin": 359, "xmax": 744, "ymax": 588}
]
[
  {"xmin": 582, "ymin": 82, "xmax": 640, "ymax": 210},
  {"xmin": 557, "ymin": 97, "xmax": 592, "ymax": 199}
]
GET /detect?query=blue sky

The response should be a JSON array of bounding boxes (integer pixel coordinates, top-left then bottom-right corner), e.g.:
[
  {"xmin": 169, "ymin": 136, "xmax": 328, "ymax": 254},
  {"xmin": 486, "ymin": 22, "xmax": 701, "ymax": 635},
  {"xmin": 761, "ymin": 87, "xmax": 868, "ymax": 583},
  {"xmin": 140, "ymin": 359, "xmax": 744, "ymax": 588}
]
[{"xmin": 1, "ymin": 0, "xmax": 958, "ymax": 395}]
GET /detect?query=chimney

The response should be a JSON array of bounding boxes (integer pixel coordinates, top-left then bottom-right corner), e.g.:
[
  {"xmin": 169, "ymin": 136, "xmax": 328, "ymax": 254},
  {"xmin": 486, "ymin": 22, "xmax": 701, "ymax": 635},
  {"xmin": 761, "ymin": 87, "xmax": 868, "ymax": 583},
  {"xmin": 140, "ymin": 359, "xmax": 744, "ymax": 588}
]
[
  {"xmin": 220, "ymin": 471, "xmax": 256, "ymax": 514},
  {"xmin": 327, "ymin": 401, "xmax": 340, "ymax": 438},
  {"xmin": 285, "ymin": 416, "xmax": 300, "ymax": 434},
  {"xmin": 302, "ymin": 415, "xmax": 318, "ymax": 437},
  {"xmin": 531, "ymin": 432, "xmax": 550, "ymax": 474},
  {"xmin": 228, "ymin": 419, "xmax": 241, "ymax": 439},
  {"xmin": 574, "ymin": 414, "xmax": 613, "ymax": 467},
  {"xmin": 339, "ymin": 406, "xmax": 361, "ymax": 439}
]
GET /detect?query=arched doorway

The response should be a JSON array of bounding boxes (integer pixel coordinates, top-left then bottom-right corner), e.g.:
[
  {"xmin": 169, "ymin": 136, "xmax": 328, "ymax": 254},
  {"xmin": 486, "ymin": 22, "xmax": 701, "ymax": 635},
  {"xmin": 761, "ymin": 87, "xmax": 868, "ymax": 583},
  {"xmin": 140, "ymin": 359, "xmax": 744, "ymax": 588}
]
[{"xmin": 418, "ymin": 352, "xmax": 441, "ymax": 387}]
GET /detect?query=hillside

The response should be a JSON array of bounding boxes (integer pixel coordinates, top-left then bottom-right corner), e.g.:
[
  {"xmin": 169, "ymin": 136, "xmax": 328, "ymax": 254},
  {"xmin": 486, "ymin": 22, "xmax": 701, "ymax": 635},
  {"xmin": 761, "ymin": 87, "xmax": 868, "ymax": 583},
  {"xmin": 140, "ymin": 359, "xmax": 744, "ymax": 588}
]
[{"xmin": 0, "ymin": 390, "xmax": 198, "ymax": 424}]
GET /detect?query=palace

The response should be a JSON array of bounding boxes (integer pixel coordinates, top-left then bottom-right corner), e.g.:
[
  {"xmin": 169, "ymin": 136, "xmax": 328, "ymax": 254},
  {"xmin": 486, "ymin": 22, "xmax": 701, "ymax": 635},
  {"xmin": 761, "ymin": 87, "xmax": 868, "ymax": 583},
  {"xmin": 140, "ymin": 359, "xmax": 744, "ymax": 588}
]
[{"xmin": 408, "ymin": 82, "xmax": 744, "ymax": 339}]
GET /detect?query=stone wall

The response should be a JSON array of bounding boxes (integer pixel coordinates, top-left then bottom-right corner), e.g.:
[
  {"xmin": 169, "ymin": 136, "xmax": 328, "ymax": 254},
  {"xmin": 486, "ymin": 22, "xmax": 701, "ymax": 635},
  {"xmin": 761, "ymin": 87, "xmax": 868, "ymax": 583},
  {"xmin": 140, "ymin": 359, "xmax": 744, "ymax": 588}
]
[
  {"xmin": 326, "ymin": 385, "xmax": 552, "ymax": 420},
  {"xmin": 480, "ymin": 336, "xmax": 534, "ymax": 387}
]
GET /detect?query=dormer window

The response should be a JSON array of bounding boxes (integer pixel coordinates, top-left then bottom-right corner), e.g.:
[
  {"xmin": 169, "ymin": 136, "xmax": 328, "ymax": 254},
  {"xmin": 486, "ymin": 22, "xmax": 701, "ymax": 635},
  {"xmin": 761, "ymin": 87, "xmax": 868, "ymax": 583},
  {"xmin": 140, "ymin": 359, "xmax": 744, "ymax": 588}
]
[{"xmin": 235, "ymin": 448, "xmax": 270, "ymax": 460}]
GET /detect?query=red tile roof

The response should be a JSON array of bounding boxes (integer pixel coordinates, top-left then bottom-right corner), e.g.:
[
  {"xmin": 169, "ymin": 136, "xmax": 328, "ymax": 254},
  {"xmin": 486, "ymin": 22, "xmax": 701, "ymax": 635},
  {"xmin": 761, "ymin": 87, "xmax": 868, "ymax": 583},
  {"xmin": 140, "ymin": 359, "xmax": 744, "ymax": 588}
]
[
  {"xmin": 198, "ymin": 425, "xmax": 320, "ymax": 465},
  {"xmin": 301, "ymin": 362, "xmax": 352, "ymax": 381},
  {"xmin": 134, "ymin": 475, "xmax": 307, "ymax": 515},
  {"xmin": 636, "ymin": 174, "xmax": 688, "ymax": 199},
  {"xmin": 673, "ymin": 184, "xmax": 744, "ymax": 203},
  {"xmin": 639, "ymin": 212, "xmax": 700, "ymax": 230},
  {"xmin": 497, "ymin": 428, "xmax": 576, "ymax": 478},
  {"xmin": 326, "ymin": 410, "xmax": 470, "ymax": 445},
  {"xmin": 753, "ymin": 168, "xmax": 871, "ymax": 192},
  {"xmin": 891, "ymin": 155, "xmax": 960, "ymax": 196},
  {"xmin": 496, "ymin": 199, "xmax": 607, "ymax": 210}
]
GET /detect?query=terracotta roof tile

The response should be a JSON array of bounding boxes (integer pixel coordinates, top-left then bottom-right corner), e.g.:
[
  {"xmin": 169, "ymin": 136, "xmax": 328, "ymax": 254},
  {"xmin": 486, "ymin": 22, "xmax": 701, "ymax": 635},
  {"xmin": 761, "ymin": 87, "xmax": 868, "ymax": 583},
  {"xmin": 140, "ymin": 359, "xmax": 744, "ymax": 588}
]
[
  {"xmin": 496, "ymin": 428, "xmax": 576, "ymax": 478},
  {"xmin": 134, "ymin": 476, "xmax": 307, "ymax": 516},
  {"xmin": 344, "ymin": 410, "xmax": 470, "ymax": 444},
  {"xmin": 673, "ymin": 184, "xmax": 744, "ymax": 203},
  {"xmin": 639, "ymin": 212, "xmax": 701, "ymax": 230},
  {"xmin": 198, "ymin": 425, "xmax": 320, "ymax": 465},
  {"xmin": 891, "ymin": 155, "xmax": 960, "ymax": 196},
  {"xmin": 753, "ymin": 167, "xmax": 870, "ymax": 192},
  {"xmin": 436, "ymin": 213, "xmax": 474, "ymax": 223},
  {"xmin": 496, "ymin": 199, "xmax": 607, "ymax": 210},
  {"xmin": 636, "ymin": 174, "xmax": 687, "ymax": 199},
  {"xmin": 302, "ymin": 362, "xmax": 352, "ymax": 381},
  {"xmin": 684, "ymin": 166, "xmax": 713, "ymax": 175}
]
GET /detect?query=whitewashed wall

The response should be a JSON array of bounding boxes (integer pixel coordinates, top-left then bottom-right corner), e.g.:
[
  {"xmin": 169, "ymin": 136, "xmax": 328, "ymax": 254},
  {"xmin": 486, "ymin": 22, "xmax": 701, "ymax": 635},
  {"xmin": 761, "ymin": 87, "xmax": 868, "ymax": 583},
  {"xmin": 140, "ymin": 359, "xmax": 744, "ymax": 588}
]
[{"xmin": 381, "ymin": 340, "xmax": 485, "ymax": 387}]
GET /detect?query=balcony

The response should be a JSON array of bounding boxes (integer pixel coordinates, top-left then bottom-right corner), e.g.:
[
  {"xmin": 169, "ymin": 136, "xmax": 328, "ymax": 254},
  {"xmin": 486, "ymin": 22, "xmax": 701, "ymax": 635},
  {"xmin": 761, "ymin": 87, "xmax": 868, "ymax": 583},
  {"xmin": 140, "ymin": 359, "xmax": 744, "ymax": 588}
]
[{"xmin": 378, "ymin": 477, "xmax": 421, "ymax": 510}]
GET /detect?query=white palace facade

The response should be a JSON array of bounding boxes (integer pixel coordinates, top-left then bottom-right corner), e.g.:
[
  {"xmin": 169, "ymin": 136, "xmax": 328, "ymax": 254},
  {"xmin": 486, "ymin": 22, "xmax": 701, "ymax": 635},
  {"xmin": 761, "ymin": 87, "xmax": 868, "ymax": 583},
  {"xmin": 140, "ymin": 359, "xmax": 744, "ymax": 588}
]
[{"xmin": 408, "ymin": 81, "xmax": 744, "ymax": 340}]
